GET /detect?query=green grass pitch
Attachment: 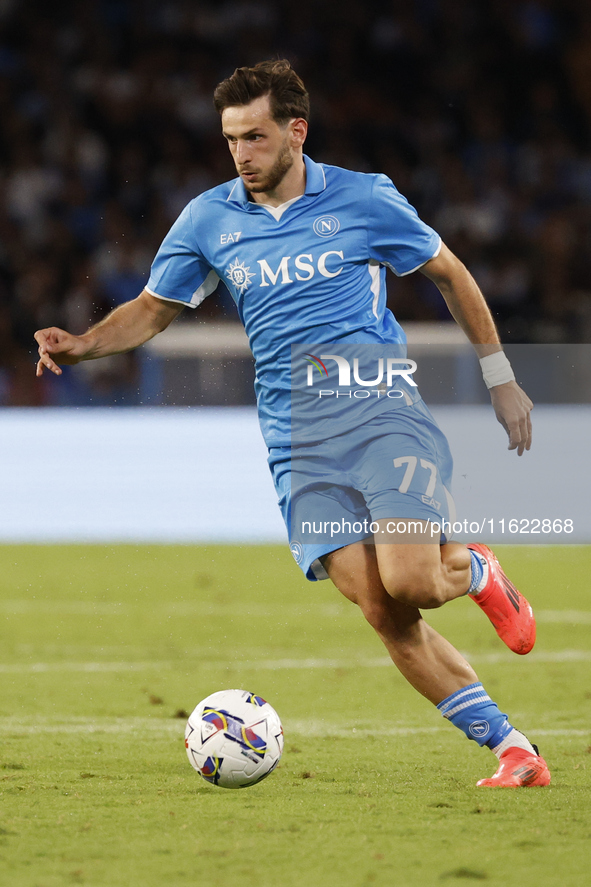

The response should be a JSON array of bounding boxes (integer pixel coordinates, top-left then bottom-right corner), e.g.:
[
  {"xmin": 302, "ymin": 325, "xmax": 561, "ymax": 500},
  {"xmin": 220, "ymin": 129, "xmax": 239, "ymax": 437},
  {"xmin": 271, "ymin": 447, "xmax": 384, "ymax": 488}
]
[{"xmin": 1, "ymin": 544, "xmax": 590, "ymax": 887}]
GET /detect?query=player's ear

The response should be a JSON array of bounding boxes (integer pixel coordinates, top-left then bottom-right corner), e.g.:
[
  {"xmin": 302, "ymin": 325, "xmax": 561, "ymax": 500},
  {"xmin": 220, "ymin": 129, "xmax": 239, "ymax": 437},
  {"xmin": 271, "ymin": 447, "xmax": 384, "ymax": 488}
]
[{"xmin": 290, "ymin": 117, "xmax": 308, "ymax": 147}]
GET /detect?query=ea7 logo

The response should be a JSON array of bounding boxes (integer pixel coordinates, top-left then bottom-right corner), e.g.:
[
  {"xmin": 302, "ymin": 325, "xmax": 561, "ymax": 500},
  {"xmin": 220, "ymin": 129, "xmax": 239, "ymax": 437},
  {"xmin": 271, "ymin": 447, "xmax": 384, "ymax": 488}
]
[{"xmin": 305, "ymin": 354, "xmax": 418, "ymax": 387}]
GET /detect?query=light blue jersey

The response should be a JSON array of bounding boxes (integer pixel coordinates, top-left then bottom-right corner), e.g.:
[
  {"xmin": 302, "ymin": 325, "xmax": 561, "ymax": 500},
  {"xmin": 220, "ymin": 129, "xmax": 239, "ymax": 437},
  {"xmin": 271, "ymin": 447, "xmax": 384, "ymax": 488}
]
[{"xmin": 146, "ymin": 155, "xmax": 441, "ymax": 447}]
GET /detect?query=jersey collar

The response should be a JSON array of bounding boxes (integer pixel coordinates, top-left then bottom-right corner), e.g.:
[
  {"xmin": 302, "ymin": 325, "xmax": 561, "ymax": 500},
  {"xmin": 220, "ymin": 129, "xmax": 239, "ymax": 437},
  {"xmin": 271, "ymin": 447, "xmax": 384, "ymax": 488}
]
[{"xmin": 226, "ymin": 154, "xmax": 327, "ymax": 207}]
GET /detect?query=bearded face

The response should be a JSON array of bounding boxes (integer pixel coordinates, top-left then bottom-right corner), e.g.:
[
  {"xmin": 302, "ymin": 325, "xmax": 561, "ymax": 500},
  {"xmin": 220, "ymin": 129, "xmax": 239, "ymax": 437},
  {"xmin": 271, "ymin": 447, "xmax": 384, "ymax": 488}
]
[
  {"xmin": 221, "ymin": 95, "xmax": 306, "ymax": 200},
  {"xmin": 238, "ymin": 136, "xmax": 294, "ymax": 194}
]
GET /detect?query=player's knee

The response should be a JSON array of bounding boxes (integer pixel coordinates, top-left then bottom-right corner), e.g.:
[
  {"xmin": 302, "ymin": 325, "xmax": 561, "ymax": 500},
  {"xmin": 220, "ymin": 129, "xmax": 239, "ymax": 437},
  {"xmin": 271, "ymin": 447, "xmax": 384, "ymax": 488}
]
[
  {"xmin": 360, "ymin": 599, "xmax": 395, "ymax": 635},
  {"xmin": 381, "ymin": 568, "xmax": 446, "ymax": 609},
  {"xmin": 359, "ymin": 597, "xmax": 424, "ymax": 646}
]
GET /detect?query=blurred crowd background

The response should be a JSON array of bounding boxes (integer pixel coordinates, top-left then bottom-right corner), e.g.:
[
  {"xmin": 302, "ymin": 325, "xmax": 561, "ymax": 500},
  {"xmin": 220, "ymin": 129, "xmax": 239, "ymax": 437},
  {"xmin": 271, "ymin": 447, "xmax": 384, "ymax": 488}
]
[{"xmin": 1, "ymin": 0, "xmax": 591, "ymax": 405}]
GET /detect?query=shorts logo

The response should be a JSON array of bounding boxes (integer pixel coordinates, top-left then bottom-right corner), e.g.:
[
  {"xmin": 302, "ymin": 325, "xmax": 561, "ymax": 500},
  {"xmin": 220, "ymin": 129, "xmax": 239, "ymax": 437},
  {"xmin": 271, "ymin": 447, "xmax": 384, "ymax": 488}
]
[
  {"xmin": 290, "ymin": 542, "xmax": 304, "ymax": 564},
  {"xmin": 226, "ymin": 258, "xmax": 254, "ymax": 293},
  {"xmin": 313, "ymin": 215, "xmax": 340, "ymax": 237},
  {"xmin": 469, "ymin": 720, "xmax": 490, "ymax": 738}
]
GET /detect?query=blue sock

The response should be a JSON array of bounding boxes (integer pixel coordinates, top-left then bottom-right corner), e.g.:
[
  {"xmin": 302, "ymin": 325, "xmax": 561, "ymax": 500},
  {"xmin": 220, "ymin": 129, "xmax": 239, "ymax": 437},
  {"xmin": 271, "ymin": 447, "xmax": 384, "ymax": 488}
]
[
  {"xmin": 437, "ymin": 682, "xmax": 513, "ymax": 749},
  {"xmin": 467, "ymin": 549, "xmax": 484, "ymax": 594}
]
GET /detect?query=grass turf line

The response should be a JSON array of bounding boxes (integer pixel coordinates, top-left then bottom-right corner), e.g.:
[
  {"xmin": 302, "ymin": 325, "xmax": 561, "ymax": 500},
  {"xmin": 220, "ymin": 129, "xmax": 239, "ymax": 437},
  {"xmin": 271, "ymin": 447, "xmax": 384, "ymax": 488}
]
[{"xmin": 0, "ymin": 543, "xmax": 590, "ymax": 887}]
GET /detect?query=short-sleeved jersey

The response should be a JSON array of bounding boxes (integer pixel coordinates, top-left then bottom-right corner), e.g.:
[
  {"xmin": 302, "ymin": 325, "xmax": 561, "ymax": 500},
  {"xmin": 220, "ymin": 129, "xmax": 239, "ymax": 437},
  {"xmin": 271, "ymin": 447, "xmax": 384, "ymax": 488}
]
[{"xmin": 146, "ymin": 155, "xmax": 441, "ymax": 447}]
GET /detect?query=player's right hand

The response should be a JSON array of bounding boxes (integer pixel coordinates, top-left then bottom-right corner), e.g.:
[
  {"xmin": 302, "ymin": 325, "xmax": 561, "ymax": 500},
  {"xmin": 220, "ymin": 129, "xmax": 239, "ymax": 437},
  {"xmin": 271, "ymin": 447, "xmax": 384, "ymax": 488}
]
[
  {"xmin": 34, "ymin": 327, "xmax": 88, "ymax": 377},
  {"xmin": 489, "ymin": 380, "xmax": 533, "ymax": 456}
]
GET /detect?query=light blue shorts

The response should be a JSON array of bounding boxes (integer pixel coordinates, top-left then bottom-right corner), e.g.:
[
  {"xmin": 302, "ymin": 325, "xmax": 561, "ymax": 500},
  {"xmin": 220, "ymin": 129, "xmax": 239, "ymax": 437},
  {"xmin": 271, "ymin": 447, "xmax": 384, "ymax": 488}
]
[{"xmin": 269, "ymin": 400, "xmax": 455, "ymax": 581}]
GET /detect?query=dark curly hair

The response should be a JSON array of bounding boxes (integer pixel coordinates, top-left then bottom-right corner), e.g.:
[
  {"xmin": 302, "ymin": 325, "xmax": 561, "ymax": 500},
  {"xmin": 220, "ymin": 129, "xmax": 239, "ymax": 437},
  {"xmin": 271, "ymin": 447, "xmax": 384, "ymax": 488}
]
[{"xmin": 213, "ymin": 59, "xmax": 310, "ymax": 124}]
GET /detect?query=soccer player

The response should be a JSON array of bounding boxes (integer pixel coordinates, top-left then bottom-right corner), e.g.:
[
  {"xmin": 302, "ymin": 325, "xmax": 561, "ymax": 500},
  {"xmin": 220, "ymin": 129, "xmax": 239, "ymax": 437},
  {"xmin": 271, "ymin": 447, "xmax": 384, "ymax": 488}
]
[{"xmin": 35, "ymin": 60, "xmax": 550, "ymax": 788}]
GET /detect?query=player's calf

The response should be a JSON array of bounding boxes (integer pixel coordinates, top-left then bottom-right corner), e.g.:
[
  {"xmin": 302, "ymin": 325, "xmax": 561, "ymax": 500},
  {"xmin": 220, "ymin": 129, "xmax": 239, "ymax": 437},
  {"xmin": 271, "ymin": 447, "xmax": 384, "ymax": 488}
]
[
  {"xmin": 380, "ymin": 569, "xmax": 448, "ymax": 609},
  {"xmin": 375, "ymin": 534, "xmax": 471, "ymax": 610}
]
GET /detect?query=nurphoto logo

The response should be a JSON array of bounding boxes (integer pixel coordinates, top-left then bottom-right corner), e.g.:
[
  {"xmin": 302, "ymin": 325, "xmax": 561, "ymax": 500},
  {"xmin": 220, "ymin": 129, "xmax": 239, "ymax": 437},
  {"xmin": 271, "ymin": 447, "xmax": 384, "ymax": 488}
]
[{"xmin": 303, "ymin": 353, "xmax": 418, "ymax": 393}]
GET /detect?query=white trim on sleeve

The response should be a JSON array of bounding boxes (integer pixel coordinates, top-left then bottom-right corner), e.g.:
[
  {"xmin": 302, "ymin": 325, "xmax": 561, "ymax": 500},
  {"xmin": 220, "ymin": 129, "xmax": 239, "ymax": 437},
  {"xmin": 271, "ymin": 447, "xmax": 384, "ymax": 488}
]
[
  {"xmin": 145, "ymin": 286, "xmax": 195, "ymax": 308},
  {"xmin": 145, "ymin": 268, "xmax": 220, "ymax": 309},
  {"xmin": 388, "ymin": 236, "xmax": 442, "ymax": 278}
]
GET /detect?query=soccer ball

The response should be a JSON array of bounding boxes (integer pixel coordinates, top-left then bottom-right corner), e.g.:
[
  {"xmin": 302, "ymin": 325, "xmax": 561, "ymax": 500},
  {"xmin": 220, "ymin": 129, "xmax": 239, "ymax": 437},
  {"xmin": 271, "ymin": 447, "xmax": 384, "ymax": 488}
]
[{"xmin": 184, "ymin": 689, "xmax": 284, "ymax": 789}]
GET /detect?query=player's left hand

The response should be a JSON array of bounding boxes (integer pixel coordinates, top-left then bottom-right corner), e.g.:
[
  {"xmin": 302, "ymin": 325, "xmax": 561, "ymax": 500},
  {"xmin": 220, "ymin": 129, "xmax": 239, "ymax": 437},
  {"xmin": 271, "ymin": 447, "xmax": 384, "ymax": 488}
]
[{"xmin": 489, "ymin": 380, "xmax": 533, "ymax": 456}]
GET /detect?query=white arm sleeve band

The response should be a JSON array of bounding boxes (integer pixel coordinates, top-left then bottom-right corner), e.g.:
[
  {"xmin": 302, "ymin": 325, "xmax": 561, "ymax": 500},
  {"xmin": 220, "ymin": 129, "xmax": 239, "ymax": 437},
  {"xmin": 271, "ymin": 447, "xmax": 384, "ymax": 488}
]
[{"xmin": 479, "ymin": 351, "xmax": 516, "ymax": 389}]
